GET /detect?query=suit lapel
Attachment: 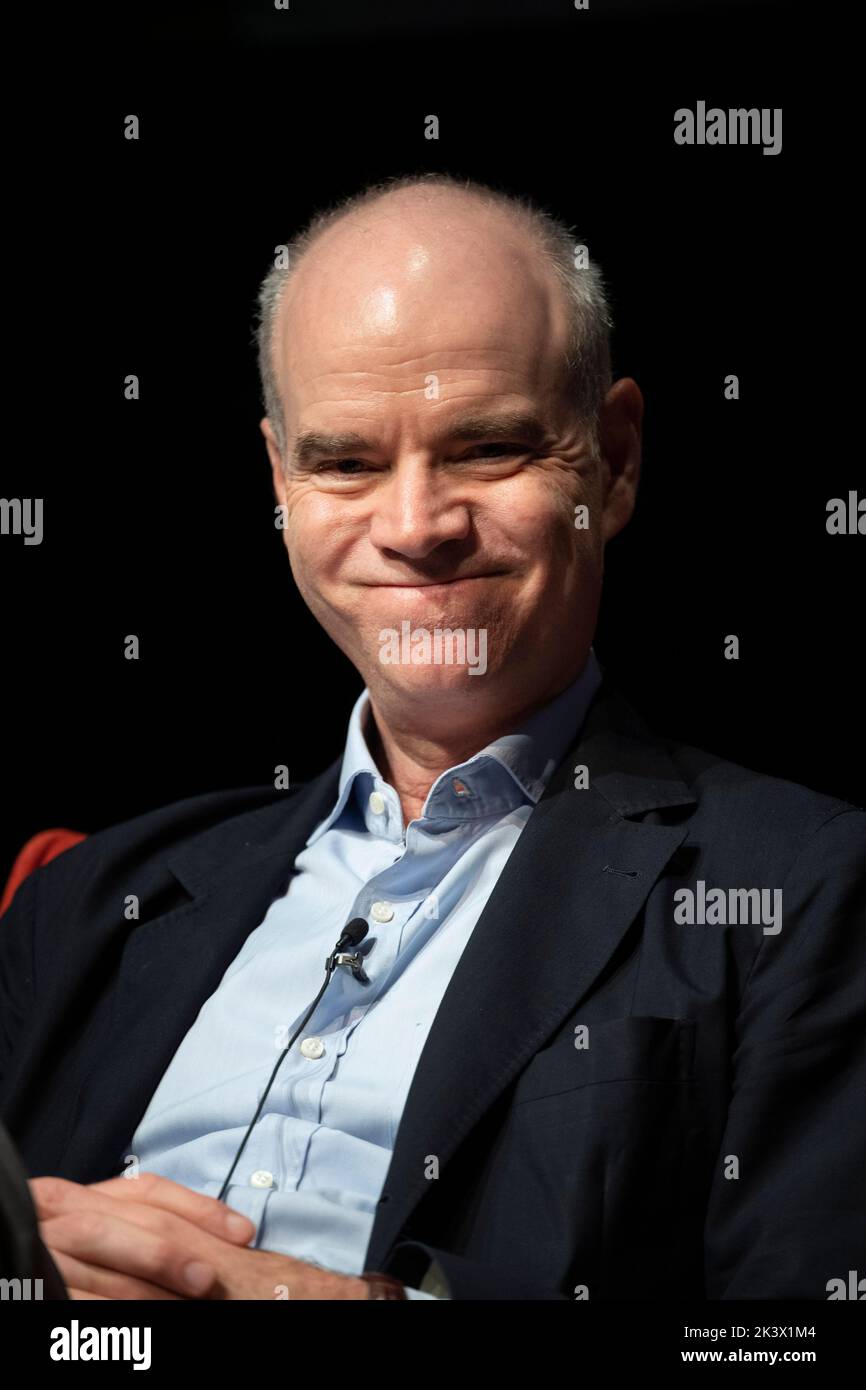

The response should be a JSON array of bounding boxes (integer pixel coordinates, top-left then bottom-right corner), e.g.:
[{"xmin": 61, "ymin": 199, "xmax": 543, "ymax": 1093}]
[
  {"xmin": 59, "ymin": 761, "xmax": 342, "ymax": 1181},
  {"xmin": 365, "ymin": 682, "xmax": 696, "ymax": 1268}
]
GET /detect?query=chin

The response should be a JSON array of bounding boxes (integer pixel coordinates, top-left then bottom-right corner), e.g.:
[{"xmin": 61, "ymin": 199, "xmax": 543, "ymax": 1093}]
[
  {"xmin": 370, "ymin": 614, "xmax": 490, "ymax": 679},
  {"xmin": 365, "ymin": 658, "xmax": 493, "ymax": 703},
  {"xmin": 387, "ymin": 660, "xmax": 490, "ymax": 691}
]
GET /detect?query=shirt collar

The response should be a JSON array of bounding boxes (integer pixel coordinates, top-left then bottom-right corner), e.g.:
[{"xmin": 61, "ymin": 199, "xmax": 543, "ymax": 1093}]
[{"xmin": 306, "ymin": 647, "xmax": 603, "ymax": 844}]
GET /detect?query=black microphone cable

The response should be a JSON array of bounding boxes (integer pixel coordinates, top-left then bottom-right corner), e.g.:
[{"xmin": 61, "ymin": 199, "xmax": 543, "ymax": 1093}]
[{"xmin": 216, "ymin": 917, "xmax": 370, "ymax": 1203}]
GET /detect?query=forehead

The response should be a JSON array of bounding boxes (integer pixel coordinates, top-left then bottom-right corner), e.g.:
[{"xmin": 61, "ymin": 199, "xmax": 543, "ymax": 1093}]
[{"xmin": 274, "ymin": 203, "xmax": 572, "ymax": 431}]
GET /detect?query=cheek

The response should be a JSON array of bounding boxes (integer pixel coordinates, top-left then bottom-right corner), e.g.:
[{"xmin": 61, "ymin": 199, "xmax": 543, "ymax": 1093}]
[
  {"xmin": 503, "ymin": 491, "xmax": 604, "ymax": 614},
  {"xmin": 493, "ymin": 465, "xmax": 584, "ymax": 533},
  {"xmin": 284, "ymin": 490, "xmax": 344, "ymax": 569},
  {"xmin": 490, "ymin": 482, "xmax": 583, "ymax": 572}
]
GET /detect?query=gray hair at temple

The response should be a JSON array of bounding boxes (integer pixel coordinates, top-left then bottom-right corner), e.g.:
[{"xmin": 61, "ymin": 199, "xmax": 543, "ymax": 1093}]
[{"xmin": 255, "ymin": 172, "xmax": 614, "ymax": 463}]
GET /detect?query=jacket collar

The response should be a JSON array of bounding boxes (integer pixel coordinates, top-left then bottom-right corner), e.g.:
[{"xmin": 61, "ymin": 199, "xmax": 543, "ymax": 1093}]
[
  {"xmin": 364, "ymin": 677, "xmax": 696, "ymax": 1265},
  {"xmin": 163, "ymin": 666, "xmax": 693, "ymax": 901}
]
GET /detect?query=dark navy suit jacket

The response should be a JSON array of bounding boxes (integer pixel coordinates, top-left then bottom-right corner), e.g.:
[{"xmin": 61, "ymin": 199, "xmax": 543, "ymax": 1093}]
[{"xmin": 1, "ymin": 679, "xmax": 864, "ymax": 1299}]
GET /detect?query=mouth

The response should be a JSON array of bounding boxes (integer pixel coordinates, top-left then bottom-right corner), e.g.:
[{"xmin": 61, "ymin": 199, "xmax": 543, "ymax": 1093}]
[{"xmin": 365, "ymin": 573, "xmax": 505, "ymax": 593}]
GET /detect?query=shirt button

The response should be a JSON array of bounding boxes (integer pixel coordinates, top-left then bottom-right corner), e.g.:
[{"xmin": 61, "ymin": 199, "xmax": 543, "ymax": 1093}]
[
  {"xmin": 300, "ymin": 1036, "xmax": 325, "ymax": 1059},
  {"xmin": 250, "ymin": 1170, "xmax": 274, "ymax": 1189},
  {"xmin": 370, "ymin": 901, "xmax": 394, "ymax": 923},
  {"xmin": 369, "ymin": 791, "xmax": 386, "ymax": 816}
]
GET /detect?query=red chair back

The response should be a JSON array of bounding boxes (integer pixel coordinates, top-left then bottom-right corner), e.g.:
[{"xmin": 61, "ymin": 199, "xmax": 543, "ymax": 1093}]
[{"xmin": 0, "ymin": 829, "xmax": 87, "ymax": 917}]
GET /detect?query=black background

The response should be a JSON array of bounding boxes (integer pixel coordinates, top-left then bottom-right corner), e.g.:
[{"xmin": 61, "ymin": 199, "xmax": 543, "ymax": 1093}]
[{"xmin": 3, "ymin": 0, "xmax": 860, "ymax": 886}]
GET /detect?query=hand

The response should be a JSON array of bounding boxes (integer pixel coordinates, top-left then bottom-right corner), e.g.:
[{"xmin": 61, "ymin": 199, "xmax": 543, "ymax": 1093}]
[{"xmin": 30, "ymin": 1172, "xmax": 369, "ymax": 1300}]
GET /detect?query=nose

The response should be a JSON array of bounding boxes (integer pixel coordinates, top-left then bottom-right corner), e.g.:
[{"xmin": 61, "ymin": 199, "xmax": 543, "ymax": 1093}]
[{"xmin": 368, "ymin": 457, "xmax": 471, "ymax": 561}]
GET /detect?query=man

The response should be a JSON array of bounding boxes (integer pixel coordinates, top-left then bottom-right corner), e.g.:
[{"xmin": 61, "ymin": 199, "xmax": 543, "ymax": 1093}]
[{"xmin": 1, "ymin": 174, "xmax": 864, "ymax": 1301}]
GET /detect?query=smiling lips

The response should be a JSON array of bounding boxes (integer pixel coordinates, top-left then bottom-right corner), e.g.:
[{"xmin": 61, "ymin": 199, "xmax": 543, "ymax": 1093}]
[{"xmin": 365, "ymin": 574, "xmax": 503, "ymax": 589}]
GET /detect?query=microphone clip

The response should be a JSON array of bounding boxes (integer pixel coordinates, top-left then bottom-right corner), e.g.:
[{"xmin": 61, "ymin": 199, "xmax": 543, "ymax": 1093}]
[{"xmin": 327, "ymin": 949, "xmax": 370, "ymax": 984}]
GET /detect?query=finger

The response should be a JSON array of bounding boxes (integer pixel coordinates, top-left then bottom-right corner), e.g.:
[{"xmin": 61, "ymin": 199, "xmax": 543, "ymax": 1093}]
[
  {"xmin": 51, "ymin": 1248, "xmax": 184, "ymax": 1301},
  {"xmin": 33, "ymin": 1174, "xmax": 254, "ymax": 1246},
  {"xmin": 69, "ymin": 1290, "xmax": 110, "ymax": 1300},
  {"xmin": 96, "ymin": 1172, "xmax": 254, "ymax": 1243},
  {"xmin": 38, "ymin": 1189, "xmax": 233, "ymax": 1288},
  {"xmin": 39, "ymin": 1208, "xmax": 218, "ymax": 1299}
]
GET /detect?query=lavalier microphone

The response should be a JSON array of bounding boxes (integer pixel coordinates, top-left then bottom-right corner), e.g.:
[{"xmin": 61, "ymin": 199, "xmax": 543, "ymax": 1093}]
[{"xmin": 216, "ymin": 917, "xmax": 370, "ymax": 1202}]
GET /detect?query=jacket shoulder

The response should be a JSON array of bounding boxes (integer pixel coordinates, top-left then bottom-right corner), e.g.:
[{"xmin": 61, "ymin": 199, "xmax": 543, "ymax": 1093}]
[
  {"xmin": 658, "ymin": 731, "xmax": 864, "ymax": 872},
  {"xmin": 668, "ymin": 734, "xmax": 860, "ymax": 822},
  {"xmin": 590, "ymin": 681, "xmax": 863, "ymax": 856},
  {"xmin": 6, "ymin": 781, "xmax": 305, "ymax": 909}
]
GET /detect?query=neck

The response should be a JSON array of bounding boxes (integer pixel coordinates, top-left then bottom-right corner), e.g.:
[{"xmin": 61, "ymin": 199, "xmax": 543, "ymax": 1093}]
[
  {"xmin": 365, "ymin": 717, "xmax": 491, "ymax": 825},
  {"xmin": 363, "ymin": 663, "xmax": 585, "ymax": 825}
]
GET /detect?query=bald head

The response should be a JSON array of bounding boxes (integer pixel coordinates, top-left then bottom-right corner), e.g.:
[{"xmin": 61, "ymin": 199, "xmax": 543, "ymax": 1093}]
[
  {"xmin": 257, "ymin": 174, "xmax": 612, "ymax": 460},
  {"xmin": 273, "ymin": 186, "xmax": 576, "ymax": 457}
]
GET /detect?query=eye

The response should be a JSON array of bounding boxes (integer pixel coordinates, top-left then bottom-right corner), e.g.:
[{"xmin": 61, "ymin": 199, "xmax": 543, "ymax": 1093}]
[
  {"xmin": 459, "ymin": 442, "xmax": 526, "ymax": 460},
  {"xmin": 451, "ymin": 442, "xmax": 530, "ymax": 471},
  {"xmin": 314, "ymin": 458, "xmax": 372, "ymax": 475}
]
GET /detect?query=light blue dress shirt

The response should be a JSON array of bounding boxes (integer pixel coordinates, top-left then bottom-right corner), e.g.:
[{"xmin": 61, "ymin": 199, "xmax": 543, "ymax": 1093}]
[{"xmin": 130, "ymin": 650, "xmax": 602, "ymax": 1298}]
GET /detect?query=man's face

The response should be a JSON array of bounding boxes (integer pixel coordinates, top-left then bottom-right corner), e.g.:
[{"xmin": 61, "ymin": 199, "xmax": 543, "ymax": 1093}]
[{"xmin": 264, "ymin": 195, "xmax": 639, "ymax": 726}]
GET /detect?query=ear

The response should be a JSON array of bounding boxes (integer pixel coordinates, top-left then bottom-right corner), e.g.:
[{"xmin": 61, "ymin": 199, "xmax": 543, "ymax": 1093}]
[
  {"xmin": 597, "ymin": 378, "xmax": 643, "ymax": 543},
  {"xmin": 261, "ymin": 417, "xmax": 288, "ymax": 509}
]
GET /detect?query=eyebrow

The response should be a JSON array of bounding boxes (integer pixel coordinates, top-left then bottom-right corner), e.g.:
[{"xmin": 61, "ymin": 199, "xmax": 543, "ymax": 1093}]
[{"xmin": 289, "ymin": 409, "xmax": 550, "ymax": 470}]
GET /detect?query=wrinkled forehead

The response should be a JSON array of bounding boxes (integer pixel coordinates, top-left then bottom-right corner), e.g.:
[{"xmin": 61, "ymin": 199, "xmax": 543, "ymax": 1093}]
[{"xmin": 273, "ymin": 209, "xmax": 572, "ymax": 424}]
